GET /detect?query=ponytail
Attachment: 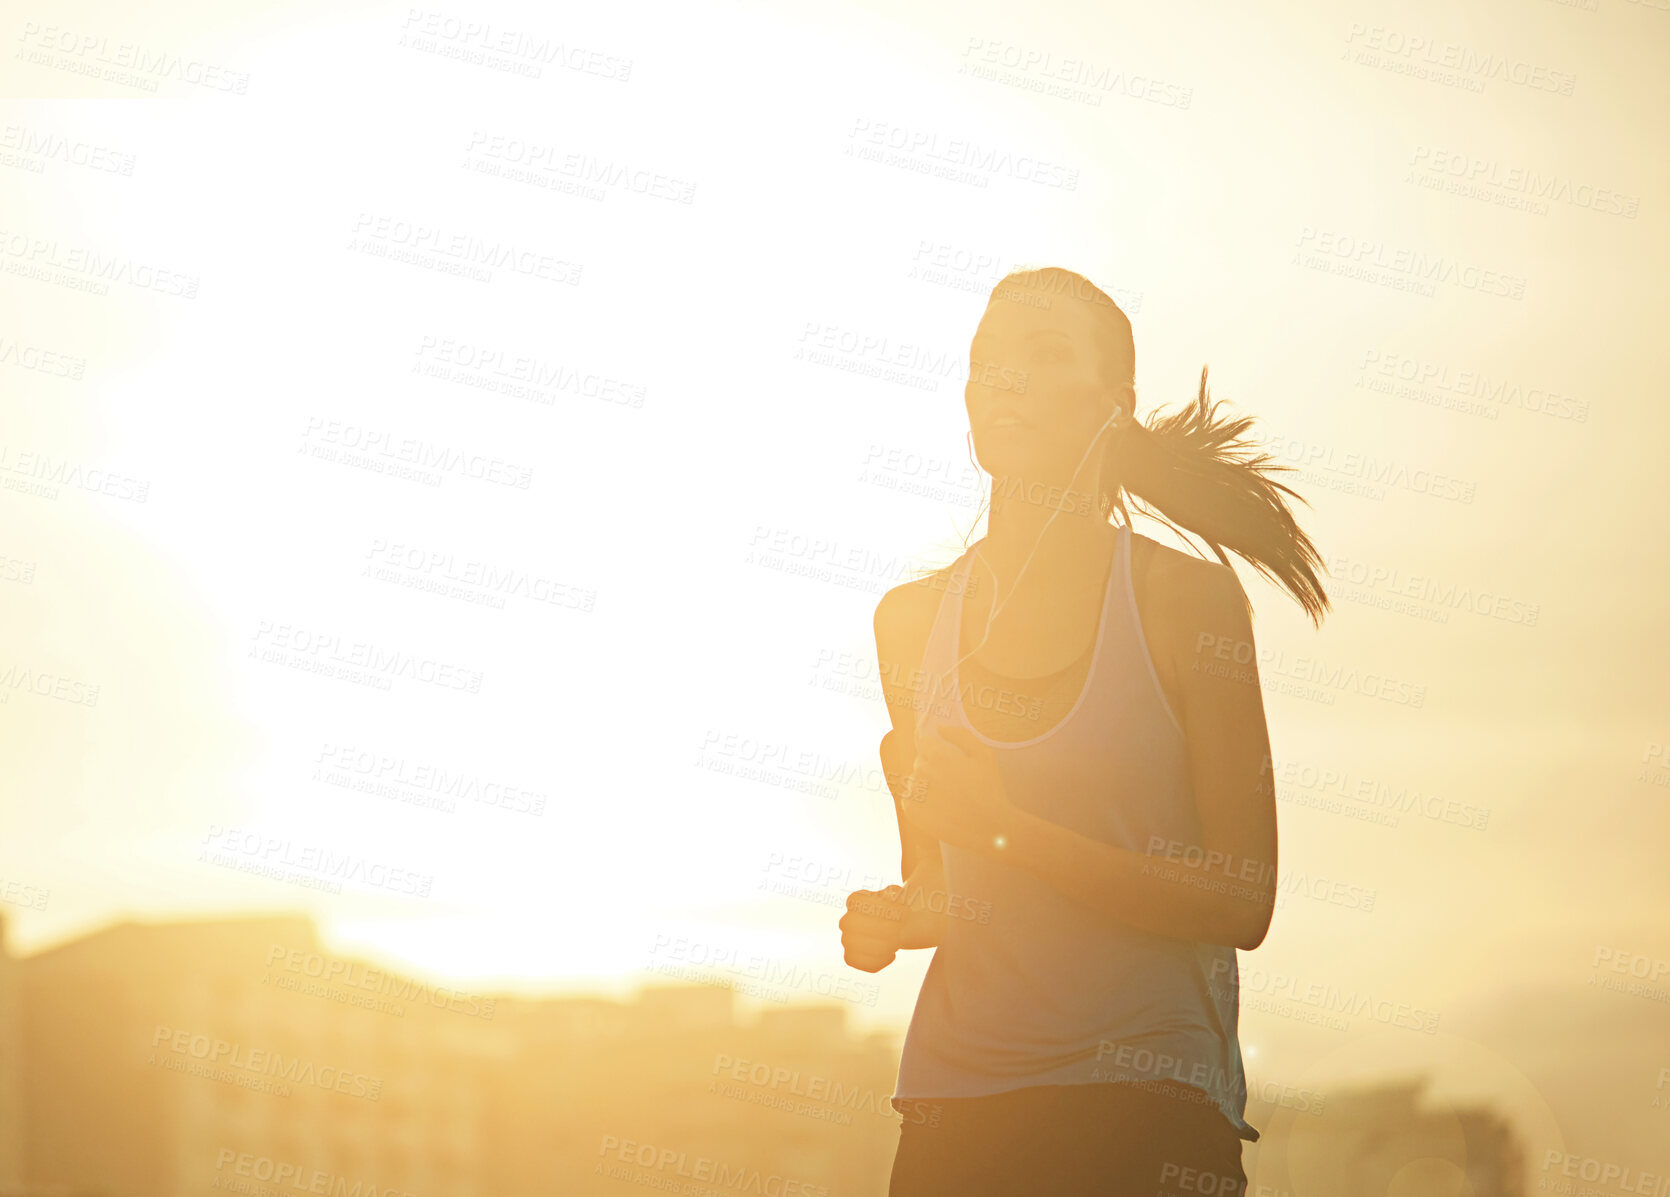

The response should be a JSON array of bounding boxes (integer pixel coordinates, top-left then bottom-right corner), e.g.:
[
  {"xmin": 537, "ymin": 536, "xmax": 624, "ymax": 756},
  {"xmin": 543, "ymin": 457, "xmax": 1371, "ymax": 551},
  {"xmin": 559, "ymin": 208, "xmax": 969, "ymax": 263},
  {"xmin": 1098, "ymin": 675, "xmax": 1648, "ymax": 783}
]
[{"xmin": 1106, "ymin": 366, "xmax": 1330, "ymax": 625}]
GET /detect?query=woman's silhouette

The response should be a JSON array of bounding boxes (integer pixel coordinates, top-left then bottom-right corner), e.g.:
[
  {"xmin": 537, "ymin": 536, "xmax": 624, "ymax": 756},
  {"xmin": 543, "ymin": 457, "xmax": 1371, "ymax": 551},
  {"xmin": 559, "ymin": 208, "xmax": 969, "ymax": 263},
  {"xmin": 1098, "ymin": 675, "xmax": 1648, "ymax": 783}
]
[{"xmin": 839, "ymin": 267, "xmax": 1329, "ymax": 1196}]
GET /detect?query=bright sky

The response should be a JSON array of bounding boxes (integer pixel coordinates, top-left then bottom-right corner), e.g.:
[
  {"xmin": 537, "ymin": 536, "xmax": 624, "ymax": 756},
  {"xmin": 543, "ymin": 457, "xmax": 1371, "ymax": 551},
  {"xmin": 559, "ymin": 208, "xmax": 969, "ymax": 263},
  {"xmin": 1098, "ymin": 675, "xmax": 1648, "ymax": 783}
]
[{"xmin": 3, "ymin": 0, "xmax": 1668, "ymax": 1165}]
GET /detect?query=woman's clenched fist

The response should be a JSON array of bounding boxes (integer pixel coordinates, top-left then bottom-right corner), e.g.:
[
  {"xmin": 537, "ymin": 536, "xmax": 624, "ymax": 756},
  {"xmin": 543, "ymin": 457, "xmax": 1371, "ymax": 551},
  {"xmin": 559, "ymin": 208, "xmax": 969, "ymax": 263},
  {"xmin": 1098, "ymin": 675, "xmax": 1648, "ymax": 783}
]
[
  {"xmin": 839, "ymin": 877, "xmax": 950, "ymax": 972},
  {"xmin": 839, "ymin": 886, "xmax": 908, "ymax": 972}
]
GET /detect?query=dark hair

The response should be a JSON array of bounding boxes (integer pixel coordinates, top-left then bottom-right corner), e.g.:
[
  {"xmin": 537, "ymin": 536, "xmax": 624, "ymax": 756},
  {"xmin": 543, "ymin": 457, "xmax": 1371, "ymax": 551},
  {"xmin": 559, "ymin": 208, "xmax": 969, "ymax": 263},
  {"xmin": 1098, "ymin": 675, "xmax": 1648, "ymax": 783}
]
[{"xmin": 988, "ymin": 266, "xmax": 1330, "ymax": 626}]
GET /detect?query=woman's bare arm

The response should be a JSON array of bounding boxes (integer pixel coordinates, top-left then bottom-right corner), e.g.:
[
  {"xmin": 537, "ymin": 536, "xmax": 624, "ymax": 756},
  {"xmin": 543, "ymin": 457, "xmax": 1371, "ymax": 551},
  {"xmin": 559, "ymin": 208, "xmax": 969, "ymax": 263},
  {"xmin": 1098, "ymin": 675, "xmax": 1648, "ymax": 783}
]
[
  {"xmin": 874, "ymin": 582, "xmax": 950, "ymax": 944},
  {"xmin": 840, "ymin": 587, "xmax": 955, "ymax": 972}
]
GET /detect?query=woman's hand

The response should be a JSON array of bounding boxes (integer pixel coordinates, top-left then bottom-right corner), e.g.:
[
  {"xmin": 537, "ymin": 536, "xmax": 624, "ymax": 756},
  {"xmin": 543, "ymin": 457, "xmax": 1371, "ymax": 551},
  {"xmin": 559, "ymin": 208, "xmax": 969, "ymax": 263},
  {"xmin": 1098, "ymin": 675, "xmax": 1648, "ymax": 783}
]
[
  {"xmin": 899, "ymin": 724, "xmax": 1021, "ymax": 854},
  {"xmin": 839, "ymin": 870, "xmax": 950, "ymax": 972},
  {"xmin": 839, "ymin": 886, "xmax": 910, "ymax": 973}
]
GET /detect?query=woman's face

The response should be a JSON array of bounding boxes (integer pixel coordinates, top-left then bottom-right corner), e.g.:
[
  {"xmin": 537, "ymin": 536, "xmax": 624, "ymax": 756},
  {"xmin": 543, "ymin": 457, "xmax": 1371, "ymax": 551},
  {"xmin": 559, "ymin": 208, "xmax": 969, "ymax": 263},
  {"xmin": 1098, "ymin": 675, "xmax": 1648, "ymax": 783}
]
[{"xmin": 965, "ymin": 292, "xmax": 1123, "ymax": 486}]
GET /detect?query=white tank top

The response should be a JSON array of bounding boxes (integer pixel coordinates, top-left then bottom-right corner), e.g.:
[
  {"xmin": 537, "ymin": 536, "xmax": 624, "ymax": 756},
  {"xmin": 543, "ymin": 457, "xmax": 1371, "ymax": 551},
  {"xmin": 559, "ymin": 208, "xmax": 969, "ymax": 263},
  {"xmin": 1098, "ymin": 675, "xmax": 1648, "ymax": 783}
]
[{"xmin": 891, "ymin": 525, "xmax": 1259, "ymax": 1141}]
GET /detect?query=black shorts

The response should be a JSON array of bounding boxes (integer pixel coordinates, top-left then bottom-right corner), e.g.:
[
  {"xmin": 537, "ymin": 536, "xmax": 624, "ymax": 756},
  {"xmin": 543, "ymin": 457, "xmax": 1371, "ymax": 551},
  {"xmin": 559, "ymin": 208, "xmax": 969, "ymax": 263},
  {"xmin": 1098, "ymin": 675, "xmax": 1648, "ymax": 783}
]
[{"xmin": 889, "ymin": 1081, "xmax": 1250, "ymax": 1197}]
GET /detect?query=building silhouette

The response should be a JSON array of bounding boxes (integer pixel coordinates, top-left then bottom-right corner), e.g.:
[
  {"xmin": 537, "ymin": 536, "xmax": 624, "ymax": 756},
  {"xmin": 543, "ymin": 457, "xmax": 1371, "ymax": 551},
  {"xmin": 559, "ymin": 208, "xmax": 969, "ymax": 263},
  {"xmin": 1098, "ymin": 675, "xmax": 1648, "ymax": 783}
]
[
  {"xmin": 5, "ymin": 914, "xmax": 901, "ymax": 1196},
  {"xmin": 3, "ymin": 913, "xmax": 1527, "ymax": 1196},
  {"xmin": 1, "ymin": 913, "xmax": 22, "ymax": 1190},
  {"xmin": 1243, "ymin": 1077, "xmax": 1524, "ymax": 1196}
]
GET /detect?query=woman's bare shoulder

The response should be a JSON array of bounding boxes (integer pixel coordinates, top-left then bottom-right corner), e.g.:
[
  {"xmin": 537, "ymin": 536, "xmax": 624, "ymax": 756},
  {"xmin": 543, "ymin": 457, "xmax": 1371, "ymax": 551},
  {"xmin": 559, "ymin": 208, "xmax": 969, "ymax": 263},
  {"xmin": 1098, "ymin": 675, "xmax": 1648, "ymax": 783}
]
[
  {"xmin": 1130, "ymin": 532, "xmax": 1251, "ymax": 642},
  {"xmin": 873, "ymin": 569, "xmax": 957, "ymax": 760},
  {"xmin": 873, "ymin": 567, "xmax": 958, "ymax": 662},
  {"xmin": 1132, "ymin": 531, "xmax": 1229, "ymax": 583}
]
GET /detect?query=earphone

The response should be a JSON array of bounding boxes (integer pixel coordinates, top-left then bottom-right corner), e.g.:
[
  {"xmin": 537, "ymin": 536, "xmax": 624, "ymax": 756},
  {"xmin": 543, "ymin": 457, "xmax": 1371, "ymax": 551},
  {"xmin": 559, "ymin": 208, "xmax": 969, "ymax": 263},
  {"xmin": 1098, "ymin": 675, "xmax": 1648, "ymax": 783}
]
[{"xmin": 953, "ymin": 402, "xmax": 1128, "ymax": 676}]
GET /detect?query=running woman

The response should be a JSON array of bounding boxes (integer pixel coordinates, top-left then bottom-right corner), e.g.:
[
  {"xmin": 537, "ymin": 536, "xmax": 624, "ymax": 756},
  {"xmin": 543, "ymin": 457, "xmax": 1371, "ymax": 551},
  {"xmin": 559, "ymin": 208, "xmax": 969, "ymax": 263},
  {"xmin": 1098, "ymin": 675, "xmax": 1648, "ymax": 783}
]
[{"xmin": 839, "ymin": 266, "xmax": 1330, "ymax": 1196}]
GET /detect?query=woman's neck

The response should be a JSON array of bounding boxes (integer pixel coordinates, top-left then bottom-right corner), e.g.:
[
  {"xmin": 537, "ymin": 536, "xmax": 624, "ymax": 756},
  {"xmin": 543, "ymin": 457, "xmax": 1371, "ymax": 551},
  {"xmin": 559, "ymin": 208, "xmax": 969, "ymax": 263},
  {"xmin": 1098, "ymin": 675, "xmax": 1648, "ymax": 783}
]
[{"xmin": 982, "ymin": 474, "xmax": 1112, "ymax": 576}]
